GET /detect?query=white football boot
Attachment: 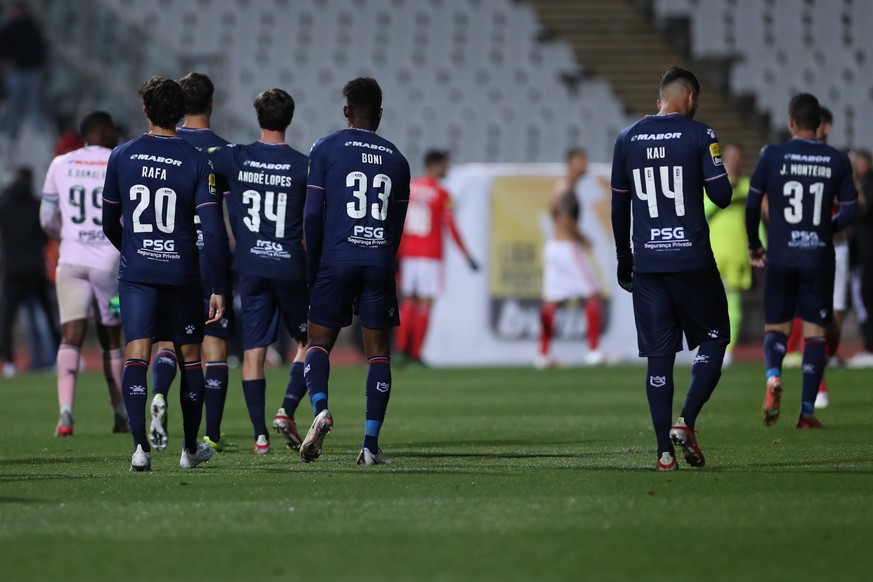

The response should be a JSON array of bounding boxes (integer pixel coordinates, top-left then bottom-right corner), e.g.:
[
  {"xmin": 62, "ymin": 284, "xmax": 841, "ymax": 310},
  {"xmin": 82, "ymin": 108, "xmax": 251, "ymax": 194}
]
[
  {"xmin": 300, "ymin": 410, "xmax": 333, "ymax": 463},
  {"xmin": 179, "ymin": 441, "xmax": 214, "ymax": 469},
  {"xmin": 130, "ymin": 444, "xmax": 152, "ymax": 472},
  {"xmin": 356, "ymin": 447, "xmax": 391, "ymax": 466},
  {"xmin": 149, "ymin": 394, "xmax": 168, "ymax": 452}
]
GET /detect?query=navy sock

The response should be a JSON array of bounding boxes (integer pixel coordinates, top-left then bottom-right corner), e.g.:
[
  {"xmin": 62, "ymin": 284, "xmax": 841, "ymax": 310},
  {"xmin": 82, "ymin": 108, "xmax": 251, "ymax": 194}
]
[
  {"xmin": 364, "ymin": 356, "xmax": 392, "ymax": 451},
  {"xmin": 282, "ymin": 362, "xmax": 307, "ymax": 417},
  {"xmin": 179, "ymin": 361, "xmax": 205, "ymax": 454},
  {"xmin": 646, "ymin": 355, "xmax": 676, "ymax": 457},
  {"xmin": 304, "ymin": 346, "xmax": 331, "ymax": 415},
  {"xmin": 122, "ymin": 358, "xmax": 150, "ymax": 452},
  {"xmin": 242, "ymin": 378, "xmax": 268, "ymax": 440},
  {"xmin": 204, "ymin": 361, "xmax": 229, "ymax": 441},
  {"xmin": 763, "ymin": 331, "xmax": 789, "ymax": 380},
  {"xmin": 151, "ymin": 348, "xmax": 177, "ymax": 398},
  {"xmin": 681, "ymin": 341, "xmax": 726, "ymax": 429},
  {"xmin": 801, "ymin": 337, "xmax": 827, "ymax": 417}
]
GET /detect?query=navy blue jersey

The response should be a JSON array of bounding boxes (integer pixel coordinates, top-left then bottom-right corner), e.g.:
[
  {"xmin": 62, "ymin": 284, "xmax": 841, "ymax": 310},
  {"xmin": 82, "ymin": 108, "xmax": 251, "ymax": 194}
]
[
  {"xmin": 176, "ymin": 127, "xmax": 231, "ymax": 296},
  {"xmin": 210, "ymin": 141, "xmax": 308, "ymax": 280},
  {"xmin": 747, "ymin": 139, "xmax": 857, "ymax": 268},
  {"xmin": 611, "ymin": 114, "xmax": 731, "ymax": 273},
  {"xmin": 304, "ymin": 128, "xmax": 410, "ymax": 279},
  {"xmin": 102, "ymin": 134, "xmax": 223, "ymax": 289}
]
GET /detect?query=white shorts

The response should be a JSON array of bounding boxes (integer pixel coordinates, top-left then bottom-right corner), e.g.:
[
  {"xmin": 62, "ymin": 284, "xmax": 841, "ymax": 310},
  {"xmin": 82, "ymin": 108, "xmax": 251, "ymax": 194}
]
[
  {"xmin": 834, "ymin": 241, "xmax": 850, "ymax": 311},
  {"xmin": 56, "ymin": 263, "xmax": 121, "ymax": 326},
  {"xmin": 543, "ymin": 240, "xmax": 600, "ymax": 302},
  {"xmin": 400, "ymin": 257, "xmax": 443, "ymax": 299}
]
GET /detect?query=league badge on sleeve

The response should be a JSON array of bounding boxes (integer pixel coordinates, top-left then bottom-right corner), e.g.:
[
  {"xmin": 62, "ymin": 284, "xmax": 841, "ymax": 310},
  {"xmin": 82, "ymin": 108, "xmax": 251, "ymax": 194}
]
[
  {"xmin": 709, "ymin": 143, "xmax": 723, "ymax": 166},
  {"xmin": 208, "ymin": 172, "xmax": 217, "ymax": 195}
]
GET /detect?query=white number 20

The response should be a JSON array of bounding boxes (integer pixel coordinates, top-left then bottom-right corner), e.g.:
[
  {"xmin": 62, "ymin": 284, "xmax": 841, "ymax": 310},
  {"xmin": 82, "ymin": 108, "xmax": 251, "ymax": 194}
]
[{"xmin": 129, "ymin": 185, "xmax": 176, "ymax": 233}]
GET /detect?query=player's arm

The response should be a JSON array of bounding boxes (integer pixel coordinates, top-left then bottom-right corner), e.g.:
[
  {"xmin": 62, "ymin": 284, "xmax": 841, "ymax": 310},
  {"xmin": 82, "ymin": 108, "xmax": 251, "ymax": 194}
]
[
  {"xmin": 195, "ymin": 160, "xmax": 229, "ymax": 323},
  {"xmin": 39, "ymin": 158, "xmax": 62, "ymax": 238},
  {"xmin": 389, "ymin": 160, "xmax": 411, "ymax": 258},
  {"xmin": 745, "ymin": 147, "xmax": 769, "ymax": 268},
  {"xmin": 832, "ymin": 155, "xmax": 859, "ymax": 232},
  {"xmin": 101, "ymin": 151, "xmax": 123, "ymax": 250},
  {"xmin": 442, "ymin": 193, "xmax": 478, "ymax": 271},
  {"xmin": 303, "ymin": 145, "xmax": 327, "ymax": 286},
  {"xmin": 701, "ymin": 127, "xmax": 732, "ymax": 208},
  {"xmin": 609, "ymin": 135, "xmax": 633, "ymax": 292}
]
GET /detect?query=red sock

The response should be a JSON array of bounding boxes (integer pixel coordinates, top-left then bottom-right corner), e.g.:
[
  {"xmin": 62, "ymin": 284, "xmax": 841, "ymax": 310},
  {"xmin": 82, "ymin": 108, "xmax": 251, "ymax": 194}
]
[
  {"xmin": 539, "ymin": 304, "xmax": 556, "ymax": 356},
  {"xmin": 410, "ymin": 305, "xmax": 431, "ymax": 360},
  {"xmin": 395, "ymin": 299, "xmax": 415, "ymax": 355},
  {"xmin": 787, "ymin": 318, "xmax": 804, "ymax": 352},
  {"xmin": 585, "ymin": 297, "xmax": 602, "ymax": 351},
  {"xmin": 826, "ymin": 328, "xmax": 841, "ymax": 359}
]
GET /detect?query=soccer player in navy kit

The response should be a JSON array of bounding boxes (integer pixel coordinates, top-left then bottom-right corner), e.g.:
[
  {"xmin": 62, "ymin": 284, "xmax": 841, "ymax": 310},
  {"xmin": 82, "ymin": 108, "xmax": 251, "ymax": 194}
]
[
  {"xmin": 746, "ymin": 93, "xmax": 857, "ymax": 429},
  {"xmin": 611, "ymin": 67, "xmax": 732, "ymax": 471},
  {"xmin": 102, "ymin": 76, "xmax": 228, "ymax": 472},
  {"xmin": 302, "ymin": 77, "xmax": 410, "ymax": 465},
  {"xmin": 210, "ymin": 88, "xmax": 310, "ymax": 454},
  {"xmin": 148, "ymin": 72, "xmax": 237, "ymax": 453}
]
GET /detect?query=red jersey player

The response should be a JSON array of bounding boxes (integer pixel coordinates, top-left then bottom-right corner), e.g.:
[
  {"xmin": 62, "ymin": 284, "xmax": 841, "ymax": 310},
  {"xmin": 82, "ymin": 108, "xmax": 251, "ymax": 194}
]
[{"xmin": 396, "ymin": 150, "xmax": 478, "ymax": 363}]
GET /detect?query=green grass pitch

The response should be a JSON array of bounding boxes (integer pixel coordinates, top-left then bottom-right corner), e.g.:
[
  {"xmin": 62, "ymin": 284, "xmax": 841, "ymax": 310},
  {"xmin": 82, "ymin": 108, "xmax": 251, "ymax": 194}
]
[{"xmin": 2, "ymin": 362, "xmax": 872, "ymax": 580}]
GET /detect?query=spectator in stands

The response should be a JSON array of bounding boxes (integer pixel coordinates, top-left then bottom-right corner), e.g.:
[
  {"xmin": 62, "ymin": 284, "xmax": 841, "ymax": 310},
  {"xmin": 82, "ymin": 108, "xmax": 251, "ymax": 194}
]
[
  {"xmin": 848, "ymin": 149, "xmax": 873, "ymax": 367},
  {"xmin": 0, "ymin": 2, "xmax": 47, "ymax": 139},
  {"xmin": 0, "ymin": 167, "xmax": 59, "ymax": 377},
  {"xmin": 706, "ymin": 143, "xmax": 750, "ymax": 366}
]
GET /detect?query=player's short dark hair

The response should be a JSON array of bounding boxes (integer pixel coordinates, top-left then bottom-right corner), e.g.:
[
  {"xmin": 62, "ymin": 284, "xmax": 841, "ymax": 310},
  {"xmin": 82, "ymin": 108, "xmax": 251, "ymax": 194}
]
[
  {"xmin": 139, "ymin": 76, "xmax": 186, "ymax": 130},
  {"xmin": 659, "ymin": 66, "xmax": 700, "ymax": 97},
  {"xmin": 342, "ymin": 77, "xmax": 382, "ymax": 121},
  {"xmin": 423, "ymin": 149, "xmax": 449, "ymax": 167},
  {"xmin": 179, "ymin": 72, "xmax": 215, "ymax": 116},
  {"xmin": 789, "ymin": 93, "xmax": 821, "ymax": 131},
  {"xmin": 566, "ymin": 148, "xmax": 587, "ymax": 161},
  {"xmin": 79, "ymin": 111, "xmax": 114, "ymax": 138},
  {"xmin": 253, "ymin": 89, "xmax": 295, "ymax": 132},
  {"xmin": 819, "ymin": 106, "xmax": 833, "ymax": 126}
]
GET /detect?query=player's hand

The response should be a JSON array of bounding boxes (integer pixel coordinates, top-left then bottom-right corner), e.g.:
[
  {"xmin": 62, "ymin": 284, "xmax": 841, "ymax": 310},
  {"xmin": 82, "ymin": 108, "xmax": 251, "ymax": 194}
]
[
  {"xmin": 617, "ymin": 255, "xmax": 633, "ymax": 293},
  {"xmin": 468, "ymin": 257, "xmax": 480, "ymax": 272},
  {"xmin": 748, "ymin": 247, "xmax": 766, "ymax": 269},
  {"xmin": 206, "ymin": 293, "xmax": 225, "ymax": 325}
]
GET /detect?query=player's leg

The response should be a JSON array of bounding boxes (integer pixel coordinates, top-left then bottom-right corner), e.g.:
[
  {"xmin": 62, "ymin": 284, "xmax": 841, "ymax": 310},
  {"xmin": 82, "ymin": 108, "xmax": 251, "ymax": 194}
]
[
  {"xmin": 175, "ymin": 340, "xmax": 213, "ymax": 468},
  {"xmin": 724, "ymin": 289, "xmax": 742, "ymax": 364},
  {"xmin": 795, "ymin": 264, "xmax": 832, "ymax": 428},
  {"xmin": 56, "ymin": 319, "xmax": 86, "ymax": 436},
  {"xmin": 633, "ymin": 272, "xmax": 682, "ymax": 470},
  {"xmin": 300, "ymin": 322, "xmax": 340, "ymax": 462},
  {"xmin": 394, "ymin": 258, "xmax": 417, "ymax": 359},
  {"xmin": 92, "ymin": 266, "xmax": 128, "ymax": 431},
  {"xmin": 672, "ymin": 267, "xmax": 730, "ymax": 467},
  {"xmin": 273, "ymin": 280, "xmax": 309, "ymax": 450},
  {"xmin": 784, "ymin": 317, "xmax": 804, "ymax": 368},
  {"xmin": 202, "ymin": 334, "xmax": 233, "ymax": 450},
  {"xmin": 239, "ymin": 275, "xmax": 280, "ymax": 453},
  {"xmin": 356, "ymin": 263, "xmax": 400, "ymax": 465},
  {"xmin": 569, "ymin": 242, "xmax": 604, "ymax": 364},
  {"xmin": 53, "ymin": 264, "xmax": 93, "ymax": 435},
  {"xmin": 539, "ymin": 241, "xmax": 563, "ymax": 367},
  {"xmin": 151, "ymin": 341, "xmax": 178, "ymax": 400},
  {"xmin": 301, "ymin": 265, "xmax": 352, "ymax": 462},
  {"xmin": 538, "ymin": 301, "xmax": 558, "ymax": 366},
  {"xmin": 407, "ymin": 259, "xmax": 441, "ymax": 363},
  {"xmin": 760, "ymin": 264, "xmax": 798, "ymax": 426}
]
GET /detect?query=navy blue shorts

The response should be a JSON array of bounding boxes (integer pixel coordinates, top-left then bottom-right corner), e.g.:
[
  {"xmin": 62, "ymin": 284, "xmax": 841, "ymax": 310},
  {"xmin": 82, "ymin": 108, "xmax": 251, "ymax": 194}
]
[
  {"xmin": 309, "ymin": 263, "xmax": 399, "ymax": 329},
  {"xmin": 238, "ymin": 274, "xmax": 308, "ymax": 350},
  {"xmin": 119, "ymin": 280, "xmax": 204, "ymax": 344},
  {"xmin": 632, "ymin": 266, "xmax": 730, "ymax": 357},
  {"xmin": 764, "ymin": 258, "xmax": 834, "ymax": 326}
]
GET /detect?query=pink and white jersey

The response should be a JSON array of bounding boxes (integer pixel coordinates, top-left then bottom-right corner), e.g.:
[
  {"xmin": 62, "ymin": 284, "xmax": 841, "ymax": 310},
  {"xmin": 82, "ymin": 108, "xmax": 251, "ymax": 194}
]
[{"xmin": 42, "ymin": 145, "xmax": 119, "ymax": 270}]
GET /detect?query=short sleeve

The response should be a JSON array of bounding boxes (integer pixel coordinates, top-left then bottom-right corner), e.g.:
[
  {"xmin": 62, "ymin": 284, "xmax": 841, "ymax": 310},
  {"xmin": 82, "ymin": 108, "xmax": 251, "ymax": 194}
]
[
  {"xmin": 194, "ymin": 155, "xmax": 219, "ymax": 209},
  {"xmin": 208, "ymin": 145, "xmax": 232, "ymax": 178}
]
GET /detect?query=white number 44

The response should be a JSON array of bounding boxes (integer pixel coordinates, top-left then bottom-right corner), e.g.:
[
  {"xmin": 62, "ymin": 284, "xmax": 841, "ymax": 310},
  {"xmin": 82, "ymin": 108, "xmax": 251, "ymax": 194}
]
[{"xmin": 632, "ymin": 166, "xmax": 685, "ymax": 218}]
